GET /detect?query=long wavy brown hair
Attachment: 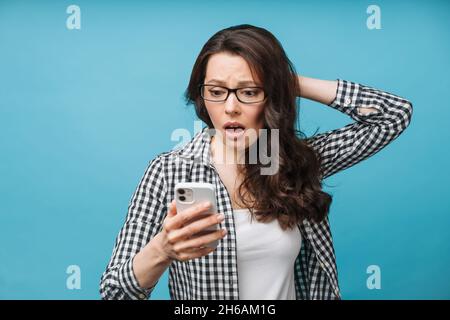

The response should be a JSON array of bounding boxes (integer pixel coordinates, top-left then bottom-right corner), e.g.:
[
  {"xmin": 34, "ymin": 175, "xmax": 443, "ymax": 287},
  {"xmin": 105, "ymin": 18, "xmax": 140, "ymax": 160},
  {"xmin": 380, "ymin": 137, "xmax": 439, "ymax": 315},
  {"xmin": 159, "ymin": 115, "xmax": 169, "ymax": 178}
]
[{"xmin": 184, "ymin": 24, "xmax": 332, "ymax": 230}]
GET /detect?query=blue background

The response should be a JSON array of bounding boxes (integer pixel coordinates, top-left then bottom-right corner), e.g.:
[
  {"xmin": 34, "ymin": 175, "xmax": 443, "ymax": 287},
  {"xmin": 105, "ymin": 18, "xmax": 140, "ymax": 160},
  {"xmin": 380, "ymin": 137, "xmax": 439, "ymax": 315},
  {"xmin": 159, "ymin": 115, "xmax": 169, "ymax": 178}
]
[{"xmin": 1, "ymin": 0, "xmax": 449, "ymax": 299}]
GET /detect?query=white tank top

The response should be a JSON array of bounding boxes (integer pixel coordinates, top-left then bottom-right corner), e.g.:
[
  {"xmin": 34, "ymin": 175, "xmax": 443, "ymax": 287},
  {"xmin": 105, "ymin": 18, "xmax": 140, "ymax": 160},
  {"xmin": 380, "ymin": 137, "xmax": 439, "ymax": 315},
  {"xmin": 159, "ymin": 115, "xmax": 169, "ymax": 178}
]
[{"xmin": 233, "ymin": 208, "xmax": 302, "ymax": 300}]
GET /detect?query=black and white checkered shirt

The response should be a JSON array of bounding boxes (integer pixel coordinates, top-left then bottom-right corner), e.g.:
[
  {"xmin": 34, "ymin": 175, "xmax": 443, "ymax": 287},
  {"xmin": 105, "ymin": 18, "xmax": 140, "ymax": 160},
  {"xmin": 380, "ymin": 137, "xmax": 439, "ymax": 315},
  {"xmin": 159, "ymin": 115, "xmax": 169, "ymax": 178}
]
[{"xmin": 99, "ymin": 79, "xmax": 413, "ymax": 300}]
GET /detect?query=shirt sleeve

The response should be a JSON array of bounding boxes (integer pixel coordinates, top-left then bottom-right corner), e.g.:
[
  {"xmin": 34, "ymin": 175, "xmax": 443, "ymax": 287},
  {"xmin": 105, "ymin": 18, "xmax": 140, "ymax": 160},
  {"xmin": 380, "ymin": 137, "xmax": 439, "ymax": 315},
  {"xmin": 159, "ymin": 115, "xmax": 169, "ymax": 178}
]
[
  {"xmin": 305, "ymin": 79, "xmax": 413, "ymax": 180},
  {"xmin": 99, "ymin": 155, "xmax": 168, "ymax": 300}
]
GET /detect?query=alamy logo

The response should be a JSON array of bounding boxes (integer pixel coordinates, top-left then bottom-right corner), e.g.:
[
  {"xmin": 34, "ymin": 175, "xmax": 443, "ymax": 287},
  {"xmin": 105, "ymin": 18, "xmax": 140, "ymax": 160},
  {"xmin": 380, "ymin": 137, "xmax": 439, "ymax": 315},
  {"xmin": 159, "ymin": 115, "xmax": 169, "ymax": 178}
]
[
  {"xmin": 66, "ymin": 265, "xmax": 81, "ymax": 290},
  {"xmin": 366, "ymin": 265, "xmax": 382, "ymax": 290},
  {"xmin": 367, "ymin": 5, "xmax": 382, "ymax": 30},
  {"xmin": 66, "ymin": 5, "xmax": 81, "ymax": 30},
  {"xmin": 171, "ymin": 121, "xmax": 280, "ymax": 176}
]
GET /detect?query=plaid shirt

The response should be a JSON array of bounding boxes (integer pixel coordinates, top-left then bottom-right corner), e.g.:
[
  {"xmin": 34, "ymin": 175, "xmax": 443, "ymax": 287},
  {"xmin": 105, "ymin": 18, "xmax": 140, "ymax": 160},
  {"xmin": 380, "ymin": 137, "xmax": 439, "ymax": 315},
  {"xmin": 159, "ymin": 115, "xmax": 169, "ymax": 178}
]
[{"xmin": 100, "ymin": 79, "xmax": 413, "ymax": 300}]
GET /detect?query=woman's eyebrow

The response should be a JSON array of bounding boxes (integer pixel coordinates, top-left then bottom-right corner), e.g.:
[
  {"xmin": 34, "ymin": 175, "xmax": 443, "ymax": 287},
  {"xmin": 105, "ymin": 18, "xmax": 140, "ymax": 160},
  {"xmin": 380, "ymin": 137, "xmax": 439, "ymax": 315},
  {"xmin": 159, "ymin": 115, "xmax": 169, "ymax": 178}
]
[{"xmin": 206, "ymin": 79, "xmax": 258, "ymax": 86}]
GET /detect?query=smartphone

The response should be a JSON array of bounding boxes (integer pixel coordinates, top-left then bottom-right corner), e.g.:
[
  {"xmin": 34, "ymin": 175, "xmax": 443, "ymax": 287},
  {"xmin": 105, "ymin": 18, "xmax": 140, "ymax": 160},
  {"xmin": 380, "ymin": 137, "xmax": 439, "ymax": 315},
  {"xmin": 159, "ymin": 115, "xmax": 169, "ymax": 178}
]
[{"xmin": 174, "ymin": 182, "xmax": 220, "ymax": 249}]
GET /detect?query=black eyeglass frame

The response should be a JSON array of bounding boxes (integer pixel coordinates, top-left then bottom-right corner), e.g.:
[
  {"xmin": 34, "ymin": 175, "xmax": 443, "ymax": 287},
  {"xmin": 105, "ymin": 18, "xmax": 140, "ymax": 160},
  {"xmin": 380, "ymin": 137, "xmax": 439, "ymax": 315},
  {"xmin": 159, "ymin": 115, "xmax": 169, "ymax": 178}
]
[{"xmin": 198, "ymin": 84, "xmax": 267, "ymax": 104}]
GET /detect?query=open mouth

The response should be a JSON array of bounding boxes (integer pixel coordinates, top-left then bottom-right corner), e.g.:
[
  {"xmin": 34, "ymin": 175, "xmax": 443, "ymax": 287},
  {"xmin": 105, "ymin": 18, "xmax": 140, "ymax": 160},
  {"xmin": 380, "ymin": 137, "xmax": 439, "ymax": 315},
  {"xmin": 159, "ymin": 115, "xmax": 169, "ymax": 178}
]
[
  {"xmin": 225, "ymin": 125, "xmax": 245, "ymax": 133},
  {"xmin": 223, "ymin": 122, "xmax": 246, "ymax": 139},
  {"xmin": 224, "ymin": 122, "xmax": 245, "ymax": 130}
]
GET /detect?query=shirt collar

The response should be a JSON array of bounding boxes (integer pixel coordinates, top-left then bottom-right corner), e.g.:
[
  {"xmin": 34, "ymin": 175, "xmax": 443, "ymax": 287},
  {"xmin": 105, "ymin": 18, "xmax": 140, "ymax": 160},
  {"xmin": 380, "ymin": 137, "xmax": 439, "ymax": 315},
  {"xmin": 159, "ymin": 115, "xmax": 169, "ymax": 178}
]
[{"xmin": 174, "ymin": 126, "xmax": 214, "ymax": 168}]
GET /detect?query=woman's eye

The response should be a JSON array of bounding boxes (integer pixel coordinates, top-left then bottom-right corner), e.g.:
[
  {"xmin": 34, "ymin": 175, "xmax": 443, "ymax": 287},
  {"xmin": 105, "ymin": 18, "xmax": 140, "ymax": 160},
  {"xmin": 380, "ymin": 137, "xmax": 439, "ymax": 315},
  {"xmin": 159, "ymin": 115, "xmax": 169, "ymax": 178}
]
[
  {"xmin": 209, "ymin": 90, "xmax": 226, "ymax": 96},
  {"xmin": 242, "ymin": 90, "xmax": 258, "ymax": 96}
]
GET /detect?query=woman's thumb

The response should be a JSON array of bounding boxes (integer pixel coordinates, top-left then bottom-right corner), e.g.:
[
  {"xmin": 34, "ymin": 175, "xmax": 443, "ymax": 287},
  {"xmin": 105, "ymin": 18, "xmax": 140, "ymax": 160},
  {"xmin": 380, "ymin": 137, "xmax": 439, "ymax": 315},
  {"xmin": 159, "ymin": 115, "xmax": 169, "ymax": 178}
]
[{"xmin": 167, "ymin": 199, "xmax": 177, "ymax": 217}]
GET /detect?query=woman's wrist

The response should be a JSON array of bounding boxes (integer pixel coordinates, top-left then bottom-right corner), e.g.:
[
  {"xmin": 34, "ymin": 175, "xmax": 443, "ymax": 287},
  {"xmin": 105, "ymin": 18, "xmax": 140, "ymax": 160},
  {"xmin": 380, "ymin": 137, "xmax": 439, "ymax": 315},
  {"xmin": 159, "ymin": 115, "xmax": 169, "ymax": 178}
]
[
  {"xmin": 150, "ymin": 232, "xmax": 174, "ymax": 265},
  {"xmin": 132, "ymin": 233, "xmax": 173, "ymax": 289}
]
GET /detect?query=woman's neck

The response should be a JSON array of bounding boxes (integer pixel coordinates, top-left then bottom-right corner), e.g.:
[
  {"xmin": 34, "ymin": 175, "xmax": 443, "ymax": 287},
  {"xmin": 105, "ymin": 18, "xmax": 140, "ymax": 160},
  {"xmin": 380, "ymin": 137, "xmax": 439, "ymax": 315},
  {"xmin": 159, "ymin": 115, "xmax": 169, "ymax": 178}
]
[{"xmin": 210, "ymin": 135, "xmax": 246, "ymax": 166}]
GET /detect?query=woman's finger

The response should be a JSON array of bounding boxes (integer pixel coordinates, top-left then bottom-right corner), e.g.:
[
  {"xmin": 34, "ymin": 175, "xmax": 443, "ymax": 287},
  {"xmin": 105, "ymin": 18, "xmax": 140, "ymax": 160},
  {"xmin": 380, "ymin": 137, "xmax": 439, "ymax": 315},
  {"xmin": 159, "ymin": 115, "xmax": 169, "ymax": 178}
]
[
  {"xmin": 168, "ymin": 213, "xmax": 223, "ymax": 243},
  {"xmin": 173, "ymin": 228, "xmax": 226, "ymax": 252},
  {"xmin": 167, "ymin": 199, "xmax": 177, "ymax": 218},
  {"xmin": 166, "ymin": 201, "xmax": 212, "ymax": 231},
  {"xmin": 176, "ymin": 247, "xmax": 215, "ymax": 261}
]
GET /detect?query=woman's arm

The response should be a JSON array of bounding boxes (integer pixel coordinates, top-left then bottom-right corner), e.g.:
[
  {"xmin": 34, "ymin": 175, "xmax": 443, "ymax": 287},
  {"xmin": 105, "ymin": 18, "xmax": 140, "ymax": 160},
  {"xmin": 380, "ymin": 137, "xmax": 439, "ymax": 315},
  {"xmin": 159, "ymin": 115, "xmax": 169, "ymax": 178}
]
[
  {"xmin": 99, "ymin": 155, "xmax": 169, "ymax": 300},
  {"xmin": 298, "ymin": 75, "xmax": 378, "ymax": 115},
  {"xmin": 132, "ymin": 232, "xmax": 172, "ymax": 290},
  {"xmin": 298, "ymin": 76, "xmax": 413, "ymax": 180}
]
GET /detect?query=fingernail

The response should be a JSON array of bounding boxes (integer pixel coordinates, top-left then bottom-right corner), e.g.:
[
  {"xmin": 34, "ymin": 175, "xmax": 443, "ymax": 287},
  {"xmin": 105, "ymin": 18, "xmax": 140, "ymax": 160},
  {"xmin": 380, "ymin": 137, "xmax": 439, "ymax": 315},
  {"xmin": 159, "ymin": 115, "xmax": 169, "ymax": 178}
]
[
  {"xmin": 217, "ymin": 214, "xmax": 225, "ymax": 221},
  {"xmin": 203, "ymin": 202, "xmax": 211, "ymax": 208}
]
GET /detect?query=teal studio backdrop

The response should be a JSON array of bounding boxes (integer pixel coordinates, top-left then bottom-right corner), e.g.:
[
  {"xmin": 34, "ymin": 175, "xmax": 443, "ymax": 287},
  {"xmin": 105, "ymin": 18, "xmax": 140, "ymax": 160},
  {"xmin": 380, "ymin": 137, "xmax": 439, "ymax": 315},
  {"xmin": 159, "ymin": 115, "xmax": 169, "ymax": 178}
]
[{"xmin": 0, "ymin": 0, "xmax": 449, "ymax": 299}]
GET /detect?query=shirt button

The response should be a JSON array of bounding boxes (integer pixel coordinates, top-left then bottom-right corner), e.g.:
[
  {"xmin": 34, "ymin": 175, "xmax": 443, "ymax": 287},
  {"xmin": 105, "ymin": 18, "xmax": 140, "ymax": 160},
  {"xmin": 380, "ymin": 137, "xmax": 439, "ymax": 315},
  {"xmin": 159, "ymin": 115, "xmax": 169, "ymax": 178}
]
[
  {"xmin": 139, "ymin": 293, "xmax": 146, "ymax": 300},
  {"xmin": 344, "ymin": 97, "xmax": 352, "ymax": 106}
]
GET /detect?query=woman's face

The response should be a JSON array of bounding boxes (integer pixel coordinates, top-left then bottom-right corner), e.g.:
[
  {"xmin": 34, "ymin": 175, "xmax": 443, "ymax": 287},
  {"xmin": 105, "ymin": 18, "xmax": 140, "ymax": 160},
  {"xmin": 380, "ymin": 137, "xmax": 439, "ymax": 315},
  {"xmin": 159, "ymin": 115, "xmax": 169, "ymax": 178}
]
[{"xmin": 203, "ymin": 52, "xmax": 265, "ymax": 149}]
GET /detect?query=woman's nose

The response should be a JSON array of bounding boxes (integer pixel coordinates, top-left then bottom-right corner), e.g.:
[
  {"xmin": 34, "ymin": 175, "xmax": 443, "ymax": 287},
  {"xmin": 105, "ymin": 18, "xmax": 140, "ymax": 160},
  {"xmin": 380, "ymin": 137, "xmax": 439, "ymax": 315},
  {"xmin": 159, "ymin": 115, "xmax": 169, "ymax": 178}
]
[{"xmin": 224, "ymin": 91, "xmax": 241, "ymax": 114}]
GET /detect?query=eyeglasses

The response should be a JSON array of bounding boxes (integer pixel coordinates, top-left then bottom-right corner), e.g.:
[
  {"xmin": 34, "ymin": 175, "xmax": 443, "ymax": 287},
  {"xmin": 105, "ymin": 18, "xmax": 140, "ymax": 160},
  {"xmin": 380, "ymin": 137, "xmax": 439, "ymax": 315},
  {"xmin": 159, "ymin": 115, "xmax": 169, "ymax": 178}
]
[{"xmin": 199, "ymin": 84, "xmax": 266, "ymax": 104}]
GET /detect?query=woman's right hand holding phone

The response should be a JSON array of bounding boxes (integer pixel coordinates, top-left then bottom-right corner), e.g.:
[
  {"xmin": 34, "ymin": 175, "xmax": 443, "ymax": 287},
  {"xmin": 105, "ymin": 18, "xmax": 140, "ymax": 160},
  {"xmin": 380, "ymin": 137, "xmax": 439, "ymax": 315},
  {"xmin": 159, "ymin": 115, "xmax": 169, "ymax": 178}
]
[
  {"xmin": 156, "ymin": 199, "xmax": 227, "ymax": 262},
  {"xmin": 132, "ymin": 199, "xmax": 227, "ymax": 290}
]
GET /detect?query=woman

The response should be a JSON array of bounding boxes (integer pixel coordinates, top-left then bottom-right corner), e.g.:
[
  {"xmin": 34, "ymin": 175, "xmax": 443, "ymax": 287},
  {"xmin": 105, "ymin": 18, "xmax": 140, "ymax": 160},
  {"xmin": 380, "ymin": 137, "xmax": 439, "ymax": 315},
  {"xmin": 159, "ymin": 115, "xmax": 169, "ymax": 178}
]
[{"xmin": 99, "ymin": 24, "xmax": 413, "ymax": 300}]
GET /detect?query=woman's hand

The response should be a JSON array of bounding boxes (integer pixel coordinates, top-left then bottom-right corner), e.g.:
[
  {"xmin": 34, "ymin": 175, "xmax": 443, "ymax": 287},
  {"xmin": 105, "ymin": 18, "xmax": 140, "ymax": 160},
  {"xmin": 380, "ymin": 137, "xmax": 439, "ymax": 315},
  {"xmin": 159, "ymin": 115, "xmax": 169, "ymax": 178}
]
[{"xmin": 157, "ymin": 199, "xmax": 227, "ymax": 262}]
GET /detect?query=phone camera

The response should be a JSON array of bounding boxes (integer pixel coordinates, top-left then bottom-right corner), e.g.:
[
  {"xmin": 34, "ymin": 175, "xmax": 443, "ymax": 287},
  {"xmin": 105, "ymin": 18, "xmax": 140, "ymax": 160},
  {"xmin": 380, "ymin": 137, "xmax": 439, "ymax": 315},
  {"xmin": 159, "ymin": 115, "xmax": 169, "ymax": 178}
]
[
  {"xmin": 177, "ymin": 189, "xmax": 185, "ymax": 195},
  {"xmin": 179, "ymin": 196, "xmax": 186, "ymax": 201}
]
